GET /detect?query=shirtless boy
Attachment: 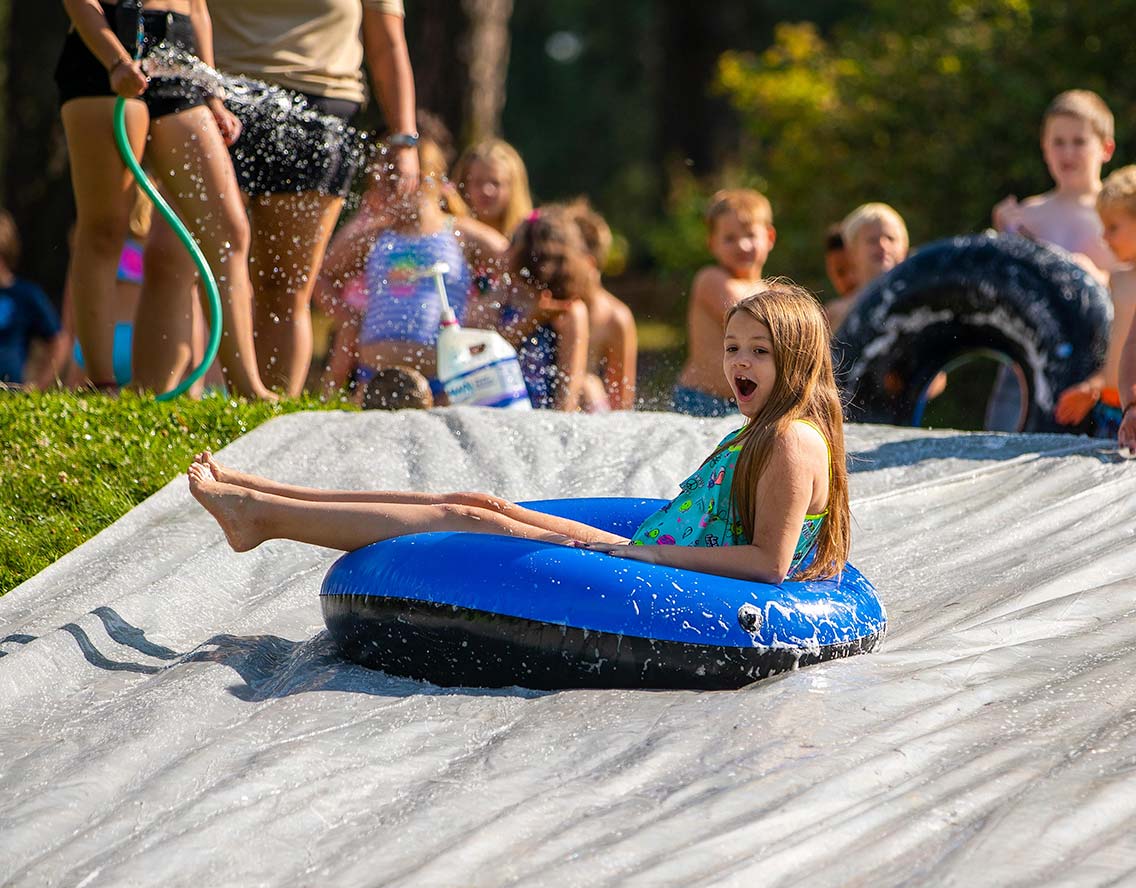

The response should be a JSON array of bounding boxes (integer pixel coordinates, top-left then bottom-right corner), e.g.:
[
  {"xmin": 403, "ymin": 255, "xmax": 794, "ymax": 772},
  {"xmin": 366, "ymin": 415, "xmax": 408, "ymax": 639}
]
[
  {"xmin": 1055, "ymin": 165, "xmax": 1136, "ymax": 438},
  {"xmin": 992, "ymin": 89, "xmax": 1117, "ymax": 282},
  {"xmin": 824, "ymin": 202, "xmax": 909, "ymax": 331},
  {"xmin": 673, "ymin": 189, "xmax": 775, "ymax": 416}
]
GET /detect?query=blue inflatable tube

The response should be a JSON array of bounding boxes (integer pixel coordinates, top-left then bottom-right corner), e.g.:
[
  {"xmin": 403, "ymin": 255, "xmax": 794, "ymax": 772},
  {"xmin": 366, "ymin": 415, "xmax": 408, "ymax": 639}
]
[{"xmin": 320, "ymin": 497, "xmax": 887, "ymax": 690}]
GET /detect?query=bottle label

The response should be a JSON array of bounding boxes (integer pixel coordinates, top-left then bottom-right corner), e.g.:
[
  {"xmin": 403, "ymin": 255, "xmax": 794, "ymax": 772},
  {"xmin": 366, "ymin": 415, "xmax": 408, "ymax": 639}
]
[{"xmin": 443, "ymin": 357, "xmax": 532, "ymax": 409}]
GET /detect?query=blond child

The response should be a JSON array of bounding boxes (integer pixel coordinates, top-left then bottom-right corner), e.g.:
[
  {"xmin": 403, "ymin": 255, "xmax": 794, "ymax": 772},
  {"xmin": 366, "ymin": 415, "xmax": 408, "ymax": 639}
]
[
  {"xmin": 565, "ymin": 198, "xmax": 637, "ymax": 411},
  {"xmin": 824, "ymin": 202, "xmax": 909, "ymax": 331},
  {"xmin": 992, "ymin": 90, "xmax": 1117, "ymax": 282},
  {"xmin": 1054, "ymin": 165, "xmax": 1136, "ymax": 438},
  {"xmin": 673, "ymin": 189, "xmax": 775, "ymax": 416},
  {"xmin": 452, "ymin": 139, "xmax": 534, "ymax": 238}
]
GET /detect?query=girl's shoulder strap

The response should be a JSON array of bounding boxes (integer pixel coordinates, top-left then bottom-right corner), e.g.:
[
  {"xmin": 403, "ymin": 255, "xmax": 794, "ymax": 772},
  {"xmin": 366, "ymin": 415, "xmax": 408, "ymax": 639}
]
[{"xmin": 792, "ymin": 418, "xmax": 832, "ymax": 479}]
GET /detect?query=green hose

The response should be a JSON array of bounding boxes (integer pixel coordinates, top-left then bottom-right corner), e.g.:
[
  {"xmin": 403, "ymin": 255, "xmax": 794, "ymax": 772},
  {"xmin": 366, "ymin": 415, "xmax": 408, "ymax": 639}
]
[{"xmin": 113, "ymin": 96, "xmax": 222, "ymax": 401}]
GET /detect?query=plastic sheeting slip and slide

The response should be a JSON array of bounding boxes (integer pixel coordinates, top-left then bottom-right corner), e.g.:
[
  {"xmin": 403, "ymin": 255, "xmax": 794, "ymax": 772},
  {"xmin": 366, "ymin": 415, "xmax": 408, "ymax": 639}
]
[{"xmin": 2, "ymin": 409, "xmax": 1135, "ymax": 887}]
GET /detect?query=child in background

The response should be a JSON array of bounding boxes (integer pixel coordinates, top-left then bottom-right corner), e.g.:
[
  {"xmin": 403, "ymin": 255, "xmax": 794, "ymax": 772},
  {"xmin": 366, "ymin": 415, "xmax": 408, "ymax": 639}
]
[
  {"xmin": 470, "ymin": 206, "xmax": 592, "ymax": 411},
  {"xmin": 315, "ymin": 136, "xmax": 508, "ymax": 403},
  {"xmin": 189, "ymin": 282, "xmax": 849, "ymax": 585},
  {"xmin": 1054, "ymin": 165, "xmax": 1136, "ymax": 437},
  {"xmin": 824, "ymin": 202, "xmax": 909, "ymax": 331},
  {"xmin": 65, "ymin": 188, "xmax": 148, "ymax": 388},
  {"xmin": 992, "ymin": 90, "xmax": 1117, "ymax": 283},
  {"xmin": 565, "ymin": 197, "xmax": 637, "ymax": 411},
  {"xmin": 673, "ymin": 189, "xmax": 775, "ymax": 417},
  {"xmin": 452, "ymin": 139, "xmax": 533, "ymax": 237},
  {"xmin": 359, "ymin": 366, "xmax": 435, "ymax": 411},
  {"xmin": 0, "ymin": 209, "xmax": 64, "ymax": 388},
  {"xmin": 823, "ymin": 224, "xmax": 857, "ymax": 300}
]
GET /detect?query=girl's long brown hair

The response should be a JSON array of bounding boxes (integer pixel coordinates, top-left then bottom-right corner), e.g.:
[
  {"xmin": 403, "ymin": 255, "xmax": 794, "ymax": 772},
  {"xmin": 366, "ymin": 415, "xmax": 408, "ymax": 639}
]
[{"xmin": 720, "ymin": 281, "xmax": 850, "ymax": 579}]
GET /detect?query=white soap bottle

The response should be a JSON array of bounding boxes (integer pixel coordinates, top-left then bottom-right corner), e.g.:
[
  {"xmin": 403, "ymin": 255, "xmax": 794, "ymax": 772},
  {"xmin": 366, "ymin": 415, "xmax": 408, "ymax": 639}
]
[{"xmin": 427, "ymin": 263, "xmax": 532, "ymax": 410}]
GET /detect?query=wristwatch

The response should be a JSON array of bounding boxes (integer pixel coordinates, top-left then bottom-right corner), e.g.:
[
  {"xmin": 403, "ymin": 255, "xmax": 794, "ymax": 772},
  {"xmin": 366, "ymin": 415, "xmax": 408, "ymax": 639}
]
[{"xmin": 387, "ymin": 132, "xmax": 419, "ymax": 148}]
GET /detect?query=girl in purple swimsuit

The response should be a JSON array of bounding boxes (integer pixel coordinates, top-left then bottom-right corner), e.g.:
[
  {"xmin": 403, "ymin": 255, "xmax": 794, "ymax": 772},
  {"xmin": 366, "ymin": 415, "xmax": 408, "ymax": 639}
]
[
  {"xmin": 314, "ymin": 136, "xmax": 508, "ymax": 402},
  {"xmin": 189, "ymin": 281, "xmax": 851, "ymax": 585}
]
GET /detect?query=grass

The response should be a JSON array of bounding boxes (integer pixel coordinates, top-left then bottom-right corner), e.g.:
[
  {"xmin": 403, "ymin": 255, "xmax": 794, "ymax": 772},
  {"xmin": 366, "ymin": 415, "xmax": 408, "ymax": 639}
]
[
  {"xmin": 0, "ymin": 390, "xmax": 355, "ymax": 596},
  {"xmin": 0, "ymin": 324, "xmax": 690, "ymax": 597}
]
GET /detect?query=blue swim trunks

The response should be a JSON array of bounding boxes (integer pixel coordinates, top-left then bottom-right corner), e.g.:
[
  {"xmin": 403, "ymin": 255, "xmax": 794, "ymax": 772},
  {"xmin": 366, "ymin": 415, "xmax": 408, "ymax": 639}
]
[
  {"xmin": 672, "ymin": 384, "xmax": 736, "ymax": 418},
  {"xmin": 73, "ymin": 322, "xmax": 132, "ymax": 386},
  {"xmin": 1090, "ymin": 402, "xmax": 1123, "ymax": 439}
]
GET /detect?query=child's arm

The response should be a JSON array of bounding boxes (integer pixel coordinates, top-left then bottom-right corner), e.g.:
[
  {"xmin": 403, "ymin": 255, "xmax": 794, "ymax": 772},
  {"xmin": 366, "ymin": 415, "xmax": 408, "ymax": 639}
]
[
  {"xmin": 601, "ymin": 295, "xmax": 638, "ymax": 410},
  {"xmin": 1116, "ymin": 275, "xmax": 1136, "ymax": 449},
  {"xmin": 1060, "ymin": 272, "xmax": 1136, "ymax": 426},
  {"xmin": 312, "ymin": 204, "xmax": 389, "ymax": 317},
  {"xmin": 551, "ymin": 300, "xmax": 590, "ymax": 411},
  {"xmin": 586, "ymin": 424, "xmax": 823, "ymax": 583},
  {"xmin": 455, "ymin": 219, "xmax": 510, "ymax": 332}
]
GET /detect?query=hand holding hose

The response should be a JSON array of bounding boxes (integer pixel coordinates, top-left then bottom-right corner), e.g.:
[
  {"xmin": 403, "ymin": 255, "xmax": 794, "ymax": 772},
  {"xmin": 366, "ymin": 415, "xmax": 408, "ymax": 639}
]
[{"xmin": 108, "ymin": 57, "xmax": 147, "ymax": 98}]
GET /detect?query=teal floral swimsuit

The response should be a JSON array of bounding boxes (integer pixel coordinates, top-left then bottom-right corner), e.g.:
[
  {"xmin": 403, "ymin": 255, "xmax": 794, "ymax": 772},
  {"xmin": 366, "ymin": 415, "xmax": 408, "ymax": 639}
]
[{"xmin": 630, "ymin": 424, "xmax": 829, "ymax": 576}]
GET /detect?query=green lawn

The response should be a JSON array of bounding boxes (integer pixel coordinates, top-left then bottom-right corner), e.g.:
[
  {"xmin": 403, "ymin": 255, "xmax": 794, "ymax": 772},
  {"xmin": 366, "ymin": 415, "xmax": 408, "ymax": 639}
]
[{"xmin": 0, "ymin": 390, "xmax": 354, "ymax": 596}]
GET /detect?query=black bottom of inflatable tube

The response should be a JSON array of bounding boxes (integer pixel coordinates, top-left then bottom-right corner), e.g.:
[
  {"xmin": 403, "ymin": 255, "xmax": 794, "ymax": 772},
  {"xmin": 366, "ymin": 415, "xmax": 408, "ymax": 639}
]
[{"xmin": 322, "ymin": 595, "xmax": 885, "ymax": 690}]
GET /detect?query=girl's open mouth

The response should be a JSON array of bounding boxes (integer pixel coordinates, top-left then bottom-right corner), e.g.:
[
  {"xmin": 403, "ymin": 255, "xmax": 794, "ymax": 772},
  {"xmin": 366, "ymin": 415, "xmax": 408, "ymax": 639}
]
[{"xmin": 735, "ymin": 377, "xmax": 756, "ymax": 398}]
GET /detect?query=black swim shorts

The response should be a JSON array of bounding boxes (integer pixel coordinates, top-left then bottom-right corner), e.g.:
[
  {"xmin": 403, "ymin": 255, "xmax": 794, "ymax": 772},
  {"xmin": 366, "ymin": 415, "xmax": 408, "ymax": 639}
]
[
  {"xmin": 54, "ymin": 2, "xmax": 209, "ymax": 119},
  {"xmin": 226, "ymin": 85, "xmax": 363, "ymax": 198}
]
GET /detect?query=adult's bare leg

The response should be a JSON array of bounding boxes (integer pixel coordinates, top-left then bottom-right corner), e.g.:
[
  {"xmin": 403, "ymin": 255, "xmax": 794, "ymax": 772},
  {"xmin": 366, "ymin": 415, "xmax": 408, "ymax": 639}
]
[
  {"xmin": 61, "ymin": 97, "xmax": 149, "ymax": 386},
  {"xmin": 147, "ymin": 106, "xmax": 275, "ymax": 399},
  {"xmin": 248, "ymin": 192, "xmax": 344, "ymax": 396},
  {"xmin": 193, "ymin": 452, "xmax": 625, "ymax": 544},
  {"xmin": 188, "ymin": 462, "xmax": 609, "ymax": 551}
]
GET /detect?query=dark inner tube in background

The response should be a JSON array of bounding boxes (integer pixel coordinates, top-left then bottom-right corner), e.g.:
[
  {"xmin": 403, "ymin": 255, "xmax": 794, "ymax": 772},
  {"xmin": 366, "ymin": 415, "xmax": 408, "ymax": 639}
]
[{"xmin": 834, "ymin": 232, "xmax": 1112, "ymax": 433}]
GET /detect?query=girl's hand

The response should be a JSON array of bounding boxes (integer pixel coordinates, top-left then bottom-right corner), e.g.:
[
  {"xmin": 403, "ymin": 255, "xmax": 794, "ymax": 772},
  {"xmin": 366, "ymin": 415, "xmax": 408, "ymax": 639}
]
[
  {"xmin": 207, "ymin": 98, "xmax": 242, "ymax": 146},
  {"xmin": 109, "ymin": 58, "xmax": 147, "ymax": 98},
  {"xmin": 581, "ymin": 542, "xmax": 659, "ymax": 563}
]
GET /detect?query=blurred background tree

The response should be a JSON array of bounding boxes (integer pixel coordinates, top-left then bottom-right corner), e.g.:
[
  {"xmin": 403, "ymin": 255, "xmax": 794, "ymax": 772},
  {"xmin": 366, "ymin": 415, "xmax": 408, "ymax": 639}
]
[{"xmin": 3, "ymin": 0, "xmax": 1134, "ymax": 335}]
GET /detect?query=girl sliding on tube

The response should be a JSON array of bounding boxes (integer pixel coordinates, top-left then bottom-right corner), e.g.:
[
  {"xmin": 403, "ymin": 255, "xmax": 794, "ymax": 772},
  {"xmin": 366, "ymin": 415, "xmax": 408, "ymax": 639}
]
[{"xmin": 189, "ymin": 281, "xmax": 850, "ymax": 584}]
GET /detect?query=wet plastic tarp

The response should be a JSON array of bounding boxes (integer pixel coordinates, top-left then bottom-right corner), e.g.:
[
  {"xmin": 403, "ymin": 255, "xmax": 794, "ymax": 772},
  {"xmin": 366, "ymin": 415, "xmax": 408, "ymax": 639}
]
[{"xmin": 2, "ymin": 409, "xmax": 1134, "ymax": 886}]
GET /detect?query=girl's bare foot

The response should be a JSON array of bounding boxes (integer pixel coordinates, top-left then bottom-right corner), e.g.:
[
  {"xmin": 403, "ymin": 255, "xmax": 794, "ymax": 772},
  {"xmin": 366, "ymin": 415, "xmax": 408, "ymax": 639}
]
[
  {"xmin": 187, "ymin": 462, "xmax": 265, "ymax": 552},
  {"xmin": 194, "ymin": 450, "xmax": 252, "ymax": 488}
]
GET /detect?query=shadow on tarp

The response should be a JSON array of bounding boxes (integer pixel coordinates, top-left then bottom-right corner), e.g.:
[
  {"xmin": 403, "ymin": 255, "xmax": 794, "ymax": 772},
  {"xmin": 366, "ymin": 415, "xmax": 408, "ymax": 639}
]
[
  {"xmin": 849, "ymin": 434, "xmax": 1119, "ymax": 473},
  {"xmin": 5, "ymin": 606, "xmax": 542, "ymax": 701}
]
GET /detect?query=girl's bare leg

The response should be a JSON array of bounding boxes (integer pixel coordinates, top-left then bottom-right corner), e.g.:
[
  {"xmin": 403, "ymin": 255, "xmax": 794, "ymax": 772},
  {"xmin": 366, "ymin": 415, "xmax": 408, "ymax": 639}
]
[
  {"xmin": 192, "ymin": 452, "xmax": 625, "ymax": 544},
  {"xmin": 61, "ymin": 97, "xmax": 150, "ymax": 387},
  {"xmin": 188, "ymin": 462, "xmax": 609, "ymax": 551},
  {"xmin": 146, "ymin": 107, "xmax": 275, "ymax": 400},
  {"xmin": 248, "ymin": 193, "xmax": 344, "ymax": 397}
]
